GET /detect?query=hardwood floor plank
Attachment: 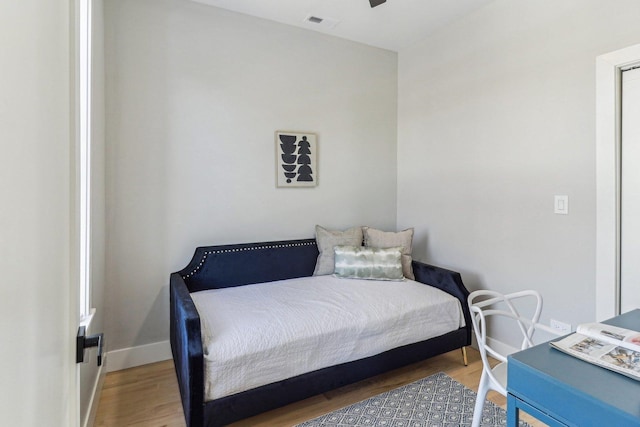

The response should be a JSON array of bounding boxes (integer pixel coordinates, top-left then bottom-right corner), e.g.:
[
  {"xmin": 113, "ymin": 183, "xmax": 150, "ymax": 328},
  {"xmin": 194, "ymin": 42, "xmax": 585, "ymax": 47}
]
[{"xmin": 94, "ymin": 348, "xmax": 543, "ymax": 426}]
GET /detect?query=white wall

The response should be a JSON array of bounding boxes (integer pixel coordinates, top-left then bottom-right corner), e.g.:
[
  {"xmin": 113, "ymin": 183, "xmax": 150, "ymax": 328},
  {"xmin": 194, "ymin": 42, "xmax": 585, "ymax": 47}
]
[
  {"xmin": 104, "ymin": 0, "xmax": 398, "ymax": 352},
  {"xmin": 0, "ymin": 0, "xmax": 76, "ymax": 425},
  {"xmin": 398, "ymin": 0, "xmax": 640, "ymax": 346}
]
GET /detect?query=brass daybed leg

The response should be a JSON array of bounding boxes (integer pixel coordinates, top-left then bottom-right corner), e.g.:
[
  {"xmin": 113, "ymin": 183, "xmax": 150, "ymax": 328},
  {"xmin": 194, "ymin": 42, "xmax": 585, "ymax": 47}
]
[{"xmin": 461, "ymin": 346, "xmax": 468, "ymax": 366}]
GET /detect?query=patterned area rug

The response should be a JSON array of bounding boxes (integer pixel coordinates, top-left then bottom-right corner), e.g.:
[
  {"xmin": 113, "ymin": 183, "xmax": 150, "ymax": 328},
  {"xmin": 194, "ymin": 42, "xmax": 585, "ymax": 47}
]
[{"xmin": 296, "ymin": 372, "xmax": 530, "ymax": 427}]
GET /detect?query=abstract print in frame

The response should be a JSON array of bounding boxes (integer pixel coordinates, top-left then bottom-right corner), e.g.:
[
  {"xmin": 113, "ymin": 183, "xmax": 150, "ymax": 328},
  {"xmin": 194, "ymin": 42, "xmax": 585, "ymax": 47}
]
[{"xmin": 276, "ymin": 131, "xmax": 317, "ymax": 187}]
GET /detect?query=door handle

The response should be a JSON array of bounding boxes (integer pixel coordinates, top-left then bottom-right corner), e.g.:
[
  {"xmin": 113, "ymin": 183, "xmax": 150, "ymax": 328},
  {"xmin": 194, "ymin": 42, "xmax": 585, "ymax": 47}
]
[{"xmin": 76, "ymin": 326, "xmax": 104, "ymax": 366}]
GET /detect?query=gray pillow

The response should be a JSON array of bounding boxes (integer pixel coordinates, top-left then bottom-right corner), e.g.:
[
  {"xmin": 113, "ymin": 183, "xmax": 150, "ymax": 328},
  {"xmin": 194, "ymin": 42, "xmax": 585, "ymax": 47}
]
[
  {"xmin": 313, "ymin": 225, "xmax": 363, "ymax": 275},
  {"xmin": 333, "ymin": 245, "xmax": 404, "ymax": 281},
  {"xmin": 363, "ymin": 227, "xmax": 415, "ymax": 280}
]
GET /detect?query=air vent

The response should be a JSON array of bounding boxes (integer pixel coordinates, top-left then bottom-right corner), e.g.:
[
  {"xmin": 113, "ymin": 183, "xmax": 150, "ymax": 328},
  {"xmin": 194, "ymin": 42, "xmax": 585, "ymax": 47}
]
[{"xmin": 303, "ymin": 15, "xmax": 339, "ymax": 29}]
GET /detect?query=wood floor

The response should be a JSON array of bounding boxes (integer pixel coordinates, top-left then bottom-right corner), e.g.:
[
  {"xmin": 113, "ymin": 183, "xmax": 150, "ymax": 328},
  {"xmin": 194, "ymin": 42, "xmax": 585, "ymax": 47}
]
[{"xmin": 94, "ymin": 347, "xmax": 540, "ymax": 427}]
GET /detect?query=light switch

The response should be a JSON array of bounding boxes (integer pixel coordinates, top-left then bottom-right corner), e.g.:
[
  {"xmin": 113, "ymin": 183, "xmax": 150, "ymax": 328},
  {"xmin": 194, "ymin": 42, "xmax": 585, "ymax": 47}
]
[{"xmin": 554, "ymin": 195, "xmax": 569, "ymax": 214}]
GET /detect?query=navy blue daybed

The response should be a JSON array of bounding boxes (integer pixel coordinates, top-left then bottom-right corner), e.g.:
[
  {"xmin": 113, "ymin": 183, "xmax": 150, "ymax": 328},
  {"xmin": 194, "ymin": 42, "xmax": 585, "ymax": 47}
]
[{"xmin": 170, "ymin": 238, "xmax": 472, "ymax": 427}]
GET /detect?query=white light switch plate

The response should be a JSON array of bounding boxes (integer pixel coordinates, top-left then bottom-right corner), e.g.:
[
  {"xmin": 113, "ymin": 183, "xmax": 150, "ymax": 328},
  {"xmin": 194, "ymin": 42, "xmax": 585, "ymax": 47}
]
[{"xmin": 554, "ymin": 195, "xmax": 568, "ymax": 214}]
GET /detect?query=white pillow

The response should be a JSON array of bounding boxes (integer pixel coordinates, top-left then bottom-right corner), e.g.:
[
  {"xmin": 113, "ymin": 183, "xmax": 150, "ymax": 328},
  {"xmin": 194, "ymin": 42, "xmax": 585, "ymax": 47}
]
[
  {"xmin": 363, "ymin": 227, "xmax": 415, "ymax": 280},
  {"xmin": 313, "ymin": 225, "xmax": 363, "ymax": 275}
]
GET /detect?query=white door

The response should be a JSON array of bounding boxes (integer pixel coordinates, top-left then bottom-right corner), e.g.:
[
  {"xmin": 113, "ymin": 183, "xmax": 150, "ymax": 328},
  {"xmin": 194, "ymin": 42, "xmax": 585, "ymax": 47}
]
[
  {"xmin": 0, "ymin": 0, "xmax": 79, "ymax": 425},
  {"xmin": 620, "ymin": 67, "xmax": 640, "ymax": 313}
]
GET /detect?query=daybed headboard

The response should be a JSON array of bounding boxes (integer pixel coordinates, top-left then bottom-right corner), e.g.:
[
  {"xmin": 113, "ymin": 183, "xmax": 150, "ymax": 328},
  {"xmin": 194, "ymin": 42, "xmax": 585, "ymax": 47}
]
[{"xmin": 177, "ymin": 238, "xmax": 319, "ymax": 293}]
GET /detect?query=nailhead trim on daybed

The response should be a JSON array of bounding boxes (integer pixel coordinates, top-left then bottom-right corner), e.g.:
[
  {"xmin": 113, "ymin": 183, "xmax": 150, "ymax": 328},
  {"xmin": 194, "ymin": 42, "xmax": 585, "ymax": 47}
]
[{"xmin": 182, "ymin": 241, "xmax": 317, "ymax": 279}]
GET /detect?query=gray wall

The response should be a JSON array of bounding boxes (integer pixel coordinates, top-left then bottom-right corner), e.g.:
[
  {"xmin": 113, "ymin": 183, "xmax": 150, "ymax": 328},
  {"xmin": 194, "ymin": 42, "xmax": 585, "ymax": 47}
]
[
  {"xmin": 397, "ymin": 0, "xmax": 640, "ymax": 346},
  {"xmin": 104, "ymin": 0, "xmax": 640, "ymax": 357},
  {"xmin": 104, "ymin": 0, "xmax": 398, "ymax": 351}
]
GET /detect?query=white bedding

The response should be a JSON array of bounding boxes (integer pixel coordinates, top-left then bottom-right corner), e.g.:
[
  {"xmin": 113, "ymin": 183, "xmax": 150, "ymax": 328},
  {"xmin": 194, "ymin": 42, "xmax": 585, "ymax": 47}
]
[{"xmin": 191, "ymin": 275, "xmax": 465, "ymax": 402}]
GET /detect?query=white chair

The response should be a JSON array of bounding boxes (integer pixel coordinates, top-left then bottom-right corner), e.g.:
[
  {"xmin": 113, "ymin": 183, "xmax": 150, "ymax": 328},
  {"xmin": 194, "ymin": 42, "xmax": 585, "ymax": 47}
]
[{"xmin": 468, "ymin": 290, "xmax": 560, "ymax": 427}]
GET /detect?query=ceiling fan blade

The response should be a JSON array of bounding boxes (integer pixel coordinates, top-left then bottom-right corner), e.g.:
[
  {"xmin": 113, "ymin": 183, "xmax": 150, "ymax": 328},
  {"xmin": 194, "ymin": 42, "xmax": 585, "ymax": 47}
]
[{"xmin": 369, "ymin": 0, "xmax": 386, "ymax": 8}]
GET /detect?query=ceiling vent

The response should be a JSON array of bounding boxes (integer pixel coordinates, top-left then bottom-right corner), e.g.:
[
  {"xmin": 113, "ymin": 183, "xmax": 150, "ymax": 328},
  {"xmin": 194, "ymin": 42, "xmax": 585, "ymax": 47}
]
[{"xmin": 304, "ymin": 15, "xmax": 339, "ymax": 29}]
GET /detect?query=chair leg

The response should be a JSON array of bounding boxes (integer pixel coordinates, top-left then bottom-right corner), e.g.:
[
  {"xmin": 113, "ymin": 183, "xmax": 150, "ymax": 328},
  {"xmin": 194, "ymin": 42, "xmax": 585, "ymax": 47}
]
[
  {"xmin": 471, "ymin": 370, "xmax": 489, "ymax": 427},
  {"xmin": 461, "ymin": 346, "xmax": 468, "ymax": 366}
]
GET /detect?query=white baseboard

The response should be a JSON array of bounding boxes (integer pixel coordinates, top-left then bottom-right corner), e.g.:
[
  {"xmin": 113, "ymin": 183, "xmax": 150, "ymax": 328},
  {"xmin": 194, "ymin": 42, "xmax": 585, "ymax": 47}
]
[
  {"xmin": 105, "ymin": 340, "xmax": 172, "ymax": 372},
  {"xmin": 486, "ymin": 336, "xmax": 519, "ymax": 356}
]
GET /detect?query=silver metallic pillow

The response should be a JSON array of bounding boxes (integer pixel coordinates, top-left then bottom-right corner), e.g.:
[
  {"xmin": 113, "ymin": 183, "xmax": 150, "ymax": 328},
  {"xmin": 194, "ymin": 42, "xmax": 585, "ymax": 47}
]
[{"xmin": 333, "ymin": 245, "xmax": 404, "ymax": 281}]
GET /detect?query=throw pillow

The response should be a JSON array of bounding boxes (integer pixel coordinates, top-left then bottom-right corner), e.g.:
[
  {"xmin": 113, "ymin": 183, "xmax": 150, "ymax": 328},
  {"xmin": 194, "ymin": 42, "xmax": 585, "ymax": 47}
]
[
  {"xmin": 363, "ymin": 227, "xmax": 415, "ymax": 280},
  {"xmin": 333, "ymin": 245, "xmax": 404, "ymax": 281},
  {"xmin": 313, "ymin": 225, "xmax": 363, "ymax": 275}
]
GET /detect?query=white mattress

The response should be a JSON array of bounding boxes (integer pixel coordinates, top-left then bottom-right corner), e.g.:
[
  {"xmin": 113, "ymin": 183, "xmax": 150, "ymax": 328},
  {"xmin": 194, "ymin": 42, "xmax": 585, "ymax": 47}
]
[{"xmin": 191, "ymin": 275, "xmax": 465, "ymax": 401}]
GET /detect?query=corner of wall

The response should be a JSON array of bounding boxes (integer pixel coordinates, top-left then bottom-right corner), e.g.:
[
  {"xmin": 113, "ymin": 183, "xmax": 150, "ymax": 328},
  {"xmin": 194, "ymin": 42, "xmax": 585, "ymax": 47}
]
[{"xmin": 105, "ymin": 340, "xmax": 172, "ymax": 372}]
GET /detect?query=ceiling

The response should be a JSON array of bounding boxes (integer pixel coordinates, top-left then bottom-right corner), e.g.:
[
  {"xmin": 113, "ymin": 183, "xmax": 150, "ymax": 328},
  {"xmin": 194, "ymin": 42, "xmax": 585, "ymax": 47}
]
[{"xmin": 190, "ymin": 0, "xmax": 494, "ymax": 52}]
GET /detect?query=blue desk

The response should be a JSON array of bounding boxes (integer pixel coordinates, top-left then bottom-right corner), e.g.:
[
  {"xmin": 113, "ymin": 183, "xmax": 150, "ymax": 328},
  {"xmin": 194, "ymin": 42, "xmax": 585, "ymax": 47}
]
[{"xmin": 507, "ymin": 309, "xmax": 640, "ymax": 427}]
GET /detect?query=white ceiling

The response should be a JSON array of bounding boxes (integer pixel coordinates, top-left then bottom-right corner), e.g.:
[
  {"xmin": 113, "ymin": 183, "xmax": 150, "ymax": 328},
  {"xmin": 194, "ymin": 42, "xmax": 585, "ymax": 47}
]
[{"xmin": 190, "ymin": 0, "xmax": 494, "ymax": 52}]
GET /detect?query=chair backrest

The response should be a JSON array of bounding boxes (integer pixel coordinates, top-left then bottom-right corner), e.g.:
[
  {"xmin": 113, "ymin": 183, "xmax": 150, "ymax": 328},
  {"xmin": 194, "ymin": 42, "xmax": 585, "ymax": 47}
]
[{"xmin": 468, "ymin": 290, "xmax": 544, "ymax": 384}]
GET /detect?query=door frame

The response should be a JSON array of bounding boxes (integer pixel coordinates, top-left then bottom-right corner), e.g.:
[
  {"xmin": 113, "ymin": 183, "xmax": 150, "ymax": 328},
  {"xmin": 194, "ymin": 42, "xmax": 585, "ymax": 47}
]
[
  {"xmin": 596, "ymin": 43, "xmax": 640, "ymax": 321},
  {"xmin": 73, "ymin": 0, "xmax": 105, "ymax": 425}
]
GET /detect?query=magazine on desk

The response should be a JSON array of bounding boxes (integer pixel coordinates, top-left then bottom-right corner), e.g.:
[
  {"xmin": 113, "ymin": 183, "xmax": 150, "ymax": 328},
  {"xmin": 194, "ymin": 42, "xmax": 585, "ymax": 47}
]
[{"xmin": 550, "ymin": 322, "xmax": 640, "ymax": 381}]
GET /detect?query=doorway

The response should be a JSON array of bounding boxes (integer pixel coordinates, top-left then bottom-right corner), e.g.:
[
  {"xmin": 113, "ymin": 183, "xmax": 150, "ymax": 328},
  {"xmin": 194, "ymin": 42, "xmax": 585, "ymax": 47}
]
[
  {"xmin": 596, "ymin": 43, "xmax": 640, "ymax": 320},
  {"xmin": 620, "ymin": 67, "xmax": 640, "ymax": 313}
]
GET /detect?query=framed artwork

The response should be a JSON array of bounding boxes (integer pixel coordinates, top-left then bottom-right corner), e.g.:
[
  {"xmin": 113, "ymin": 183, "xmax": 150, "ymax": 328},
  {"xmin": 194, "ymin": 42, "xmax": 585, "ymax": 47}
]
[{"xmin": 275, "ymin": 131, "xmax": 317, "ymax": 187}]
